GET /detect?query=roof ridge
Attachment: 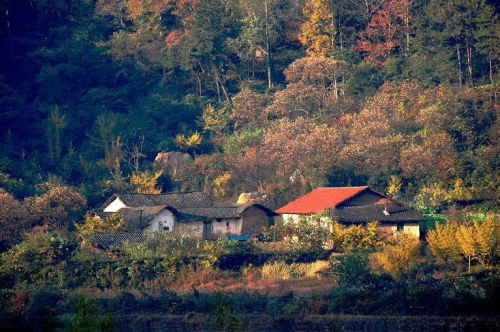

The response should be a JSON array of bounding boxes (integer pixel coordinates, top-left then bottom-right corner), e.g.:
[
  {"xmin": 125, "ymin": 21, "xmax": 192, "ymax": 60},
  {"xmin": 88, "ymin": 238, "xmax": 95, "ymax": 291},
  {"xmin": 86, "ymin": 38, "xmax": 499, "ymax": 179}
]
[
  {"xmin": 316, "ymin": 186, "xmax": 369, "ymax": 189},
  {"xmin": 121, "ymin": 190, "xmax": 204, "ymax": 196}
]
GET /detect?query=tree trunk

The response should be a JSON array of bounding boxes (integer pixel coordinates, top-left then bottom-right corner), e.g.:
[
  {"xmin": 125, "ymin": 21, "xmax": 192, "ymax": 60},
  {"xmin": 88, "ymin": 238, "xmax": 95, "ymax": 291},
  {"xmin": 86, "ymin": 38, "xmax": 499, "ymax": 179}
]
[
  {"xmin": 466, "ymin": 41, "xmax": 473, "ymax": 87},
  {"xmin": 405, "ymin": 3, "xmax": 410, "ymax": 57},
  {"xmin": 456, "ymin": 44, "xmax": 463, "ymax": 89},
  {"xmin": 264, "ymin": 0, "xmax": 273, "ymax": 89},
  {"xmin": 489, "ymin": 46, "xmax": 498, "ymax": 104},
  {"xmin": 6, "ymin": 9, "xmax": 14, "ymax": 57}
]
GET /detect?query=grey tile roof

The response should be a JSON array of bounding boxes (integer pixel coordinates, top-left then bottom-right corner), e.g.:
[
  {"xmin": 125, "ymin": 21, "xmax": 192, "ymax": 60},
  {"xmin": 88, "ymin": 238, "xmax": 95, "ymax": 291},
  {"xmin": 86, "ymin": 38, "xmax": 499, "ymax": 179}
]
[
  {"xmin": 102, "ymin": 191, "xmax": 213, "ymax": 209},
  {"xmin": 83, "ymin": 232, "xmax": 146, "ymax": 250},
  {"xmin": 102, "ymin": 192, "xmax": 277, "ymax": 228},
  {"xmin": 327, "ymin": 204, "xmax": 425, "ymax": 224}
]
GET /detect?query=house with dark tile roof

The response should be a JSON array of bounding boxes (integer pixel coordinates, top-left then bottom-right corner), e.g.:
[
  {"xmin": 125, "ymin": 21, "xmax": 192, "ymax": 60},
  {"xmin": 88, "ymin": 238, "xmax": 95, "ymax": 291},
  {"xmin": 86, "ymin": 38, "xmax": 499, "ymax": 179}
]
[
  {"xmin": 276, "ymin": 187, "xmax": 425, "ymax": 238},
  {"xmin": 100, "ymin": 191, "xmax": 277, "ymax": 241}
]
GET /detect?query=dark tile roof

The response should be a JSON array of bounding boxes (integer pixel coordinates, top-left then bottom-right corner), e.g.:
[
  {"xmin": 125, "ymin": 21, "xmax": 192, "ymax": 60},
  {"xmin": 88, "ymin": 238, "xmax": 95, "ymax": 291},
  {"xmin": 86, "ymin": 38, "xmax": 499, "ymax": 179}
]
[
  {"xmin": 83, "ymin": 232, "xmax": 146, "ymax": 250},
  {"xmin": 102, "ymin": 191, "xmax": 213, "ymax": 210},
  {"xmin": 102, "ymin": 192, "xmax": 278, "ymax": 228},
  {"xmin": 236, "ymin": 203, "xmax": 279, "ymax": 216},
  {"xmin": 327, "ymin": 204, "xmax": 425, "ymax": 224}
]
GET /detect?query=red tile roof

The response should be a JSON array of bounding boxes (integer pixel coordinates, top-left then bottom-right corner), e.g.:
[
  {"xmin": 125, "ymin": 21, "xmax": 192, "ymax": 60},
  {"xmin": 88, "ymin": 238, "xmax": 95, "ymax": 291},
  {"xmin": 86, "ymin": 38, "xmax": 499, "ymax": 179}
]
[{"xmin": 276, "ymin": 186, "xmax": 370, "ymax": 214}]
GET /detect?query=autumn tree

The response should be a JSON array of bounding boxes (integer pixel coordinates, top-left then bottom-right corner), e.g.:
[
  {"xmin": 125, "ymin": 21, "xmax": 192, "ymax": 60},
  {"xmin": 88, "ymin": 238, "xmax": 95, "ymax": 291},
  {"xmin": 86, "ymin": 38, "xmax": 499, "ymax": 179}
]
[
  {"xmin": 175, "ymin": 131, "xmax": 203, "ymax": 152},
  {"xmin": 342, "ymin": 81, "xmax": 422, "ymax": 177},
  {"xmin": 25, "ymin": 184, "xmax": 87, "ymax": 229},
  {"xmin": 427, "ymin": 221, "xmax": 461, "ymax": 264},
  {"xmin": 0, "ymin": 189, "xmax": 31, "ymax": 251},
  {"xmin": 260, "ymin": 117, "xmax": 343, "ymax": 187},
  {"xmin": 75, "ymin": 212, "xmax": 125, "ymax": 235},
  {"xmin": 299, "ymin": 0, "xmax": 336, "ymax": 56},
  {"xmin": 355, "ymin": 0, "xmax": 413, "ymax": 65},
  {"xmin": 130, "ymin": 170, "xmax": 163, "ymax": 194},
  {"xmin": 372, "ymin": 234, "xmax": 421, "ymax": 280},
  {"xmin": 267, "ymin": 56, "xmax": 348, "ymax": 118}
]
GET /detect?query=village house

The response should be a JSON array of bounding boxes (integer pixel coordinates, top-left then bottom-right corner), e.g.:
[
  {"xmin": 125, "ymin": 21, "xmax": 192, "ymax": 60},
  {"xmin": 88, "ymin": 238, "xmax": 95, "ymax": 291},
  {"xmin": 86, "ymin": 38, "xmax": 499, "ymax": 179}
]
[
  {"xmin": 98, "ymin": 191, "xmax": 277, "ymax": 242},
  {"xmin": 276, "ymin": 186, "xmax": 425, "ymax": 238}
]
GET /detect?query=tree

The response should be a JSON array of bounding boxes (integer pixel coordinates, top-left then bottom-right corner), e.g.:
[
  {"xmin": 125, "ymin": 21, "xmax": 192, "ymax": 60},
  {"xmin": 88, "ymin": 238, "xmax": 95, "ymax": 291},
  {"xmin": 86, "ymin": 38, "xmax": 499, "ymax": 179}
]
[
  {"xmin": 46, "ymin": 105, "xmax": 68, "ymax": 160},
  {"xmin": 427, "ymin": 221, "xmax": 461, "ymax": 264},
  {"xmin": 75, "ymin": 212, "xmax": 124, "ymax": 235},
  {"xmin": 299, "ymin": 0, "xmax": 336, "ymax": 56},
  {"xmin": 0, "ymin": 189, "xmax": 31, "ymax": 251},
  {"xmin": 229, "ymin": 90, "xmax": 271, "ymax": 129},
  {"xmin": 267, "ymin": 56, "xmax": 348, "ymax": 118},
  {"xmin": 372, "ymin": 234, "xmax": 420, "ymax": 280},
  {"xmin": 130, "ymin": 170, "xmax": 163, "ymax": 194},
  {"xmin": 456, "ymin": 222, "xmax": 478, "ymax": 273},
  {"xmin": 179, "ymin": 0, "xmax": 240, "ymax": 100},
  {"xmin": 413, "ymin": 0, "xmax": 496, "ymax": 88},
  {"xmin": 355, "ymin": 0, "xmax": 413, "ymax": 65},
  {"xmin": 175, "ymin": 131, "xmax": 203, "ymax": 152},
  {"xmin": 25, "ymin": 184, "xmax": 87, "ymax": 229},
  {"xmin": 260, "ymin": 117, "xmax": 343, "ymax": 186}
]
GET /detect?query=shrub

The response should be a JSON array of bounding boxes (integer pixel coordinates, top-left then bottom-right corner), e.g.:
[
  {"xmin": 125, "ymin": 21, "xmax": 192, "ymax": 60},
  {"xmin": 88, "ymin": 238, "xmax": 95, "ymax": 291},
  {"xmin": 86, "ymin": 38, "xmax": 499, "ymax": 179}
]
[
  {"xmin": 261, "ymin": 260, "xmax": 329, "ymax": 280},
  {"xmin": 261, "ymin": 261, "xmax": 293, "ymax": 280},
  {"xmin": 371, "ymin": 235, "xmax": 421, "ymax": 280},
  {"xmin": 329, "ymin": 252, "xmax": 372, "ymax": 286}
]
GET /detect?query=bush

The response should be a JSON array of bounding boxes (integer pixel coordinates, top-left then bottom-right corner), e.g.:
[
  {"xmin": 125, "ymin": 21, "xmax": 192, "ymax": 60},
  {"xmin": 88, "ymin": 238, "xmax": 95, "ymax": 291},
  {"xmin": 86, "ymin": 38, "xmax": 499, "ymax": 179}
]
[{"xmin": 330, "ymin": 252, "xmax": 372, "ymax": 286}]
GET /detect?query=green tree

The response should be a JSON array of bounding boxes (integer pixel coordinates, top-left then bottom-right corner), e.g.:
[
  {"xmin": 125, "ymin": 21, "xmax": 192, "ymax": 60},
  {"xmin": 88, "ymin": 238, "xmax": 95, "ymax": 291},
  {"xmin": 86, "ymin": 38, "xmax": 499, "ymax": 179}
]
[
  {"xmin": 180, "ymin": 0, "xmax": 240, "ymax": 100},
  {"xmin": 413, "ymin": 0, "xmax": 497, "ymax": 87}
]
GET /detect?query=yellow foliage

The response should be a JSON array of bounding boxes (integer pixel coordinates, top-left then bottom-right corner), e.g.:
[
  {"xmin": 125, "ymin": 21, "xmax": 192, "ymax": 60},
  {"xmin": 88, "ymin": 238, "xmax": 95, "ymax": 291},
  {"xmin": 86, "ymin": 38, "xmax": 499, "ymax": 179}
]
[
  {"xmin": 426, "ymin": 222, "xmax": 461, "ymax": 263},
  {"xmin": 212, "ymin": 171, "xmax": 232, "ymax": 198},
  {"xmin": 372, "ymin": 235, "xmax": 421, "ymax": 280},
  {"xmin": 427, "ymin": 215, "xmax": 500, "ymax": 272},
  {"xmin": 387, "ymin": 175, "xmax": 402, "ymax": 197},
  {"xmin": 130, "ymin": 170, "xmax": 163, "ymax": 194},
  {"xmin": 298, "ymin": 0, "xmax": 336, "ymax": 56},
  {"xmin": 75, "ymin": 212, "xmax": 124, "ymax": 235},
  {"xmin": 198, "ymin": 104, "xmax": 229, "ymax": 133},
  {"xmin": 175, "ymin": 131, "xmax": 203, "ymax": 151}
]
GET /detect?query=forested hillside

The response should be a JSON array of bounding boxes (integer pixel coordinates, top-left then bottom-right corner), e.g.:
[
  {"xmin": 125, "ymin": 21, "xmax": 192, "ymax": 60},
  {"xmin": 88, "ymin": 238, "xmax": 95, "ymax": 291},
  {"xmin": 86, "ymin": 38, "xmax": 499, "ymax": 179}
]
[{"xmin": 1, "ymin": 0, "xmax": 499, "ymax": 212}]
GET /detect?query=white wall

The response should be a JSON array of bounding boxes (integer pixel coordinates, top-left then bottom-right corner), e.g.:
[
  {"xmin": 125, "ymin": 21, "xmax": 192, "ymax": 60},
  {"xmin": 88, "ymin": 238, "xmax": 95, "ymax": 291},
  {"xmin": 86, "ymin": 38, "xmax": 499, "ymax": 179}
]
[
  {"xmin": 147, "ymin": 209, "xmax": 176, "ymax": 232},
  {"xmin": 282, "ymin": 214, "xmax": 300, "ymax": 224},
  {"xmin": 390, "ymin": 223, "xmax": 420, "ymax": 237},
  {"xmin": 403, "ymin": 224, "xmax": 420, "ymax": 237},
  {"xmin": 177, "ymin": 221, "xmax": 204, "ymax": 237},
  {"xmin": 212, "ymin": 218, "xmax": 242, "ymax": 235},
  {"xmin": 103, "ymin": 197, "xmax": 126, "ymax": 212}
]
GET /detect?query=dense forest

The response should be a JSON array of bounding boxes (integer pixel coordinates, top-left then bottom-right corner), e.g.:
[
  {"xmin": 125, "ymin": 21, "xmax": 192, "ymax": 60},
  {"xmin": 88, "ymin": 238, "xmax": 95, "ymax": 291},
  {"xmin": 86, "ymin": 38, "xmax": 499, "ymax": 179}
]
[
  {"xmin": 1, "ymin": 1, "xmax": 500, "ymax": 330},
  {"xmin": 1, "ymin": 0, "xmax": 499, "ymax": 210}
]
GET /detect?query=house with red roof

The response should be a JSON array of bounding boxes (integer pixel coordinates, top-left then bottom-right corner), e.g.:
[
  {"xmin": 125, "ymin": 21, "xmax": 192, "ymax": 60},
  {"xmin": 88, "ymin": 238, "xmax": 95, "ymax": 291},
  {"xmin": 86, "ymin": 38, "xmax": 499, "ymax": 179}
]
[{"xmin": 276, "ymin": 186, "xmax": 425, "ymax": 238}]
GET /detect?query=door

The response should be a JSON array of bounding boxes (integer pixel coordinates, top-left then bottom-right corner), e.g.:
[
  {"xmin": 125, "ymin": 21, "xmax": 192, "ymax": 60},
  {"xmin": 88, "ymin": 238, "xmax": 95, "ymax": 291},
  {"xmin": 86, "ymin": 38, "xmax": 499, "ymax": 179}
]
[{"xmin": 203, "ymin": 221, "xmax": 212, "ymax": 240}]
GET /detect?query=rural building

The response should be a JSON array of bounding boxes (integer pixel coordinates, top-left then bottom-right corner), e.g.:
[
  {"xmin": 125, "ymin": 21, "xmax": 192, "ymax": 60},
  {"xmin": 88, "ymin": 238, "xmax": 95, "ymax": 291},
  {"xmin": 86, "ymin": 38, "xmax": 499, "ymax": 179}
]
[
  {"xmin": 100, "ymin": 191, "xmax": 277, "ymax": 241},
  {"xmin": 276, "ymin": 186, "xmax": 425, "ymax": 238}
]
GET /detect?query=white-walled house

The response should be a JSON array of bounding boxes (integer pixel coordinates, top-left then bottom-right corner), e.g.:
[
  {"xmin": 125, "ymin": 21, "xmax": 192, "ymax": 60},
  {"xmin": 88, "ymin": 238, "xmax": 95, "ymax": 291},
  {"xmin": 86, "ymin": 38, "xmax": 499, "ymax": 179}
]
[
  {"xmin": 276, "ymin": 186, "xmax": 425, "ymax": 238},
  {"xmin": 100, "ymin": 191, "xmax": 277, "ymax": 240}
]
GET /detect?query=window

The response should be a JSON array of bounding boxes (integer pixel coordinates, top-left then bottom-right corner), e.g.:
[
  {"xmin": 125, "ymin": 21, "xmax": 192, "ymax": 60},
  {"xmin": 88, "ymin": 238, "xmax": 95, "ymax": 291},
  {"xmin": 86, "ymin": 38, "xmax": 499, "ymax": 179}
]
[
  {"xmin": 226, "ymin": 222, "xmax": 230, "ymax": 227},
  {"xmin": 164, "ymin": 226, "xmax": 170, "ymax": 231},
  {"xmin": 397, "ymin": 224, "xmax": 404, "ymax": 232}
]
